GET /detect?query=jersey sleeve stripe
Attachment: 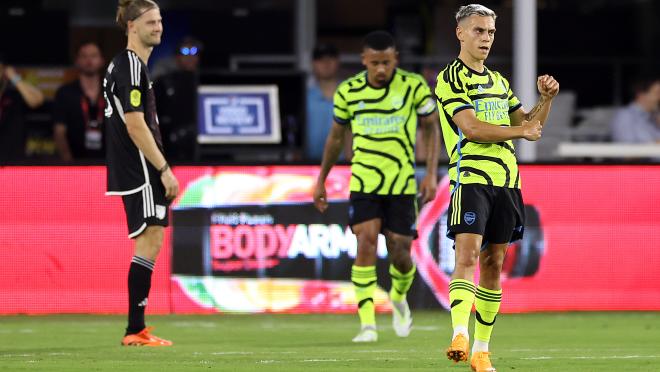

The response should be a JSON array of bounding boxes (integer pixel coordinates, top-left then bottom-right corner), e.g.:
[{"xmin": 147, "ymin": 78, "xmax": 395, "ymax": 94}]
[
  {"xmin": 417, "ymin": 107, "xmax": 436, "ymax": 117},
  {"xmin": 508, "ymin": 102, "xmax": 522, "ymax": 113},
  {"xmin": 333, "ymin": 115, "xmax": 350, "ymax": 125},
  {"xmin": 134, "ymin": 54, "xmax": 141, "ymax": 86},
  {"xmin": 453, "ymin": 104, "xmax": 474, "ymax": 116},
  {"xmin": 417, "ymin": 100, "xmax": 436, "ymax": 116},
  {"xmin": 132, "ymin": 54, "xmax": 139, "ymax": 86},
  {"xmin": 415, "ymin": 94, "xmax": 432, "ymax": 108},
  {"xmin": 128, "ymin": 53, "xmax": 135, "ymax": 85}
]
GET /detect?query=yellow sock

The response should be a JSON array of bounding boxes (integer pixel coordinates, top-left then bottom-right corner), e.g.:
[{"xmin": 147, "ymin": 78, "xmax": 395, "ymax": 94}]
[
  {"xmin": 474, "ymin": 286, "xmax": 502, "ymax": 343},
  {"xmin": 389, "ymin": 264, "xmax": 416, "ymax": 302},
  {"xmin": 449, "ymin": 279, "xmax": 476, "ymax": 335},
  {"xmin": 352, "ymin": 265, "xmax": 377, "ymax": 327}
]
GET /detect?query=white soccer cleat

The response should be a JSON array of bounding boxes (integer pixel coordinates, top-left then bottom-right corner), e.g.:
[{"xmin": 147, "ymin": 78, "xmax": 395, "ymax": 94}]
[
  {"xmin": 352, "ymin": 326, "xmax": 378, "ymax": 343},
  {"xmin": 391, "ymin": 299, "xmax": 412, "ymax": 337}
]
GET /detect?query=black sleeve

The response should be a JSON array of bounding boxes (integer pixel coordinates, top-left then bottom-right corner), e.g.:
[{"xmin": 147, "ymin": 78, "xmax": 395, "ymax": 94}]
[
  {"xmin": 114, "ymin": 53, "xmax": 146, "ymax": 114},
  {"xmin": 52, "ymin": 85, "xmax": 68, "ymax": 126}
]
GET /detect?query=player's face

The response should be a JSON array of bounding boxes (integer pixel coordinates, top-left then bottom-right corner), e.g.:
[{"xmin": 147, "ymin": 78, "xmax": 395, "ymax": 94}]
[
  {"xmin": 312, "ymin": 56, "xmax": 339, "ymax": 81},
  {"xmin": 76, "ymin": 44, "xmax": 104, "ymax": 76},
  {"xmin": 362, "ymin": 47, "xmax": 398, "ymax": 87},
  {"xmin": 133, "ymin": 8, "xmax": 163, "ymax": 47},
  {"xmin": 457, "ymin": 15, "xmax": 496, "ymax": 61}
]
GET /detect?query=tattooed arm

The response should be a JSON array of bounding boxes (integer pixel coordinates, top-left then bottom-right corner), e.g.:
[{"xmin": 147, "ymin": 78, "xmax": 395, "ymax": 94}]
[{"xmin": 510, "ymin": 75, "xmax": 560, "ymax": 127}]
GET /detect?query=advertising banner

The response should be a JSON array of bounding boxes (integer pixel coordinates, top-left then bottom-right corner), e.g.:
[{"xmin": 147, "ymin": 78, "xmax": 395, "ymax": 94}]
[
  {"xmin": 0, "ymin": 165, "xmax": 658, "ymax": 314},
  {"xmin": 196, "ymin": 85, "xmax": 281, "ymax": 144}
]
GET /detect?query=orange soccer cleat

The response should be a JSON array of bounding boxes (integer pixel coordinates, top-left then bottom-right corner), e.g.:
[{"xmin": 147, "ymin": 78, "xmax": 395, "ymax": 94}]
[
  {"xmin": 121, "ymin": 327, "xmax": 173, "ymax": 347},
  {"xmin": 471, "ymin": 351, "xmax": 496, "ymax": 372},
  {"xmin": 446, "ymin": 333, "xmax": 469, "ymax": 363}
]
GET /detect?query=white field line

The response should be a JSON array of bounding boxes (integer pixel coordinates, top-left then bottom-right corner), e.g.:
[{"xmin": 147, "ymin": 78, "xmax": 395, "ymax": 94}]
[{"xmin": 521, "ymin": 355, "xmax": 660, "ymax": 360}]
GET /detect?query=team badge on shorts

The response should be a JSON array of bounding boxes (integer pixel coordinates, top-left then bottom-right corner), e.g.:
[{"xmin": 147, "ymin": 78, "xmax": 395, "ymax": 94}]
[
  {"xmin": 464, "ymin": 211, "xmax": 476, "ymax": 225},
  {"xmin": 156, "ymin": 205, "xmax": 167, "ymax": 220}
]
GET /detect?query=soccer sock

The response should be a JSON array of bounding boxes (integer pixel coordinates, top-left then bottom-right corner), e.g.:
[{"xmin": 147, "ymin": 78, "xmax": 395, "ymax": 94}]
[
  {"xmin": 126, "ymin": 256, "xmax": 155, "ymax": 335},
  {"xmin": 389, "ymin": 263, "xmax": 416, "ymax": 303},
  {"xmin": 473, "ymin": 286, "xmax": 502, "ymax": 352},
  {"xmin": 352, "ymin": 265, "xmax": 377, "ymax": 329},
  {"xmin": 448, "ymin": 279, "xmax": 476, "ymax": 339}
]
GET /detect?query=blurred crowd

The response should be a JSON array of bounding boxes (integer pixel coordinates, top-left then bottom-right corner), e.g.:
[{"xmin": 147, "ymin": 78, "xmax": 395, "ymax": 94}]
[{"xmin": 1, "ymin": 39, "xmax": 659, "ymax": 165}]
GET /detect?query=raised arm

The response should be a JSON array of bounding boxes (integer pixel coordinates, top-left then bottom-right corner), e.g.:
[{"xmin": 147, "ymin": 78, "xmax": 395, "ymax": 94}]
[
  {"xmin": 5, "ymin": 66, "xmax": 44, "ymax": 109},
  {"xmin": 453, "ymin": 108, "xmax": 541, "ymax": 143},
  {"xmin": 510, "ymin": 74, "xmax": 560, "ymax": 127}
]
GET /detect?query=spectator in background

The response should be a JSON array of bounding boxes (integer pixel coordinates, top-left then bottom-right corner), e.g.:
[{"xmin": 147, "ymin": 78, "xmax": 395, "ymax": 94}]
[
  {"xmin": 0, "ymin": 53, "xmax": 45, "ymax": 163},
  {"xmin": 53, "ymin": 42, "xmax": 106, "ymax": 162},
  {"xmin": 610, "ymin": 77, "xmax": 660, "ymax": 144},
  {"xmin": 154, "ymin": 37, "xmax": 202, "ymax": 161},
  {"xmin": 306, "ymin": 43, "xmax": 350, "ymax": 161}
]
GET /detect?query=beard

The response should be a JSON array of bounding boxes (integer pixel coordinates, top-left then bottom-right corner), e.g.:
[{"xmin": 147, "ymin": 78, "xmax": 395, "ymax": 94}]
[{"xmin": 142, "ymin": 34, "xmax": 162, "ymax": 48}]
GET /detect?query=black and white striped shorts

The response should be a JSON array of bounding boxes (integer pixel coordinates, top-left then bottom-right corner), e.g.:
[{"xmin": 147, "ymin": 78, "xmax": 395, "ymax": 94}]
[{"xmin": 121, "ymin": 182, "xmax": 170, "ymax": 239}]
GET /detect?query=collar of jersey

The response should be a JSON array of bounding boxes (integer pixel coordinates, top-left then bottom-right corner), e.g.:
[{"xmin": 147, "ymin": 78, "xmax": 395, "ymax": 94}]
[
  {"xmin": 126, "ymin": 49, "xmax": 146, "ymax": 65},
  {"xmin": 456, "ymin": 58, "xmax": 489, "ymax": 76},
  {"xmin": 364, "ymin": 69, "xmax": 396, "ymax": 90}
]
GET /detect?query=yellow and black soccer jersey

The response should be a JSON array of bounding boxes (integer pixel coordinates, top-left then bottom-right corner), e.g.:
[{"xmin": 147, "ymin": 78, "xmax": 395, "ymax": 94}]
[
  {"xmin": 333, "ymin": 68, "xmax": 436, "ymax": 195},
  {"xmin": 435, "ymin": 58, "xmax": 523, "ymax": 191}
]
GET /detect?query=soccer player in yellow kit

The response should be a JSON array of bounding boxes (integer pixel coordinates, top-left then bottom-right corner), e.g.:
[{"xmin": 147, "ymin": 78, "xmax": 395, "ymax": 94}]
[
  {"xmin": 314, "ymin": 31, "xmax": 440, "ymax": 342},
  {"xmin": 435, "ymin": 4, "xmax": 559, "ymax": 371}
]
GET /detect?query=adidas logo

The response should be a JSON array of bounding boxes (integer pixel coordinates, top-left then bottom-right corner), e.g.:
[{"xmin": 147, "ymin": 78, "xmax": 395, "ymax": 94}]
[
  {"xmin": 477, "ymin": 85, "xmax": 485, "ymax": 93},
  {"xmin": 138, "ymin": 298, "xmax": 148, "ymax": 307}
]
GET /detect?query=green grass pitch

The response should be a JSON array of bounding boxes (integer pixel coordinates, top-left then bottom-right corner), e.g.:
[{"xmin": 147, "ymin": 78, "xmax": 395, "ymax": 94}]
[{"xmin": 0, "ymin": 312, "xmax": 658, "ymax": 371}]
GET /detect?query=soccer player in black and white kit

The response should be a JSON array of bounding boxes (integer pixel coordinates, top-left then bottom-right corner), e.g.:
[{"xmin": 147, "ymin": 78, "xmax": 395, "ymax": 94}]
[{"xmin": 104, "ymin": 0, "xmax": 179, "ymax": 346}]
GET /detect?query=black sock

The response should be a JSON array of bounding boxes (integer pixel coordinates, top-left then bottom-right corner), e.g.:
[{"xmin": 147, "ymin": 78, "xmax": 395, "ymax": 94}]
[{"xmin": 126, "ymin": 256, "xmax": 154, "ymax": 335}]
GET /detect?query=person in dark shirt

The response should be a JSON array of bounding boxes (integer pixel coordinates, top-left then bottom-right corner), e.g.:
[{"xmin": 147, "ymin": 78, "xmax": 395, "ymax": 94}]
[
  {"xmin": 53, "ymin": 42, "xmax": 106, "ymax": 162},
  {"xmin": 153, "ymin": 36, "xmax": 203, "ymax": 161},
  {"xmin": 106, "ymin": 0, "xmax": 178, "ymax": 347},
  {"xmin": 0, "ymin": 53, "xmax": 45, "ymax": 163}
]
